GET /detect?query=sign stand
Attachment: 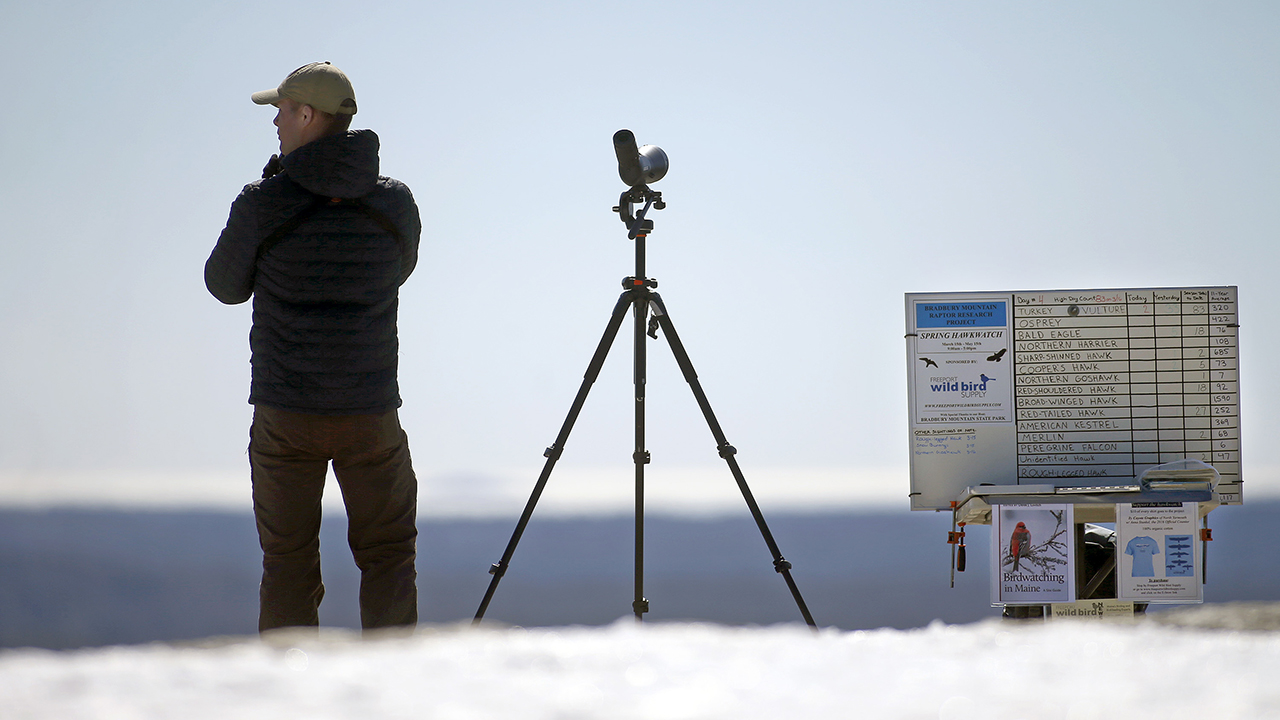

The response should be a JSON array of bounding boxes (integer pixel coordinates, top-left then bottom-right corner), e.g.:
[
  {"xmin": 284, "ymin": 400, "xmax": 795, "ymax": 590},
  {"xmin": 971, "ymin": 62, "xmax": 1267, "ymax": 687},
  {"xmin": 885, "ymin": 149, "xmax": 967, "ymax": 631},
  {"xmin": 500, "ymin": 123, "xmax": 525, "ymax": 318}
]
[{"xmin": 948, "ymin": 479, "xmax": 1218, "ymax": 616}]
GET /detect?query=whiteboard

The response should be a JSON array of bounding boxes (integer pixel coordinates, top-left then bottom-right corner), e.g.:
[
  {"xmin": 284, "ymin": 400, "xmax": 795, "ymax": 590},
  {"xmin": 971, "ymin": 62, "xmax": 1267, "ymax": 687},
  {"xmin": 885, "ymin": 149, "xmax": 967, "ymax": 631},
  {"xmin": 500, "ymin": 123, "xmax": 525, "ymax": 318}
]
[{"xmin": 905, "ymin": 287, "xmax": 1240, "ymax": 511}]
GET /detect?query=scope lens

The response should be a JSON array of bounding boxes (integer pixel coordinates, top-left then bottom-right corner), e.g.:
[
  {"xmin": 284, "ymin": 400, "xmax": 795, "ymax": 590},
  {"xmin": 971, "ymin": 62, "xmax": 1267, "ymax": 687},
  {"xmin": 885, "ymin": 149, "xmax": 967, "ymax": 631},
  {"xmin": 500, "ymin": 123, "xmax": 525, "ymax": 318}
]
[{"xmin": 637, "ymin": 145, "xmax": 668, "ymax": 184}]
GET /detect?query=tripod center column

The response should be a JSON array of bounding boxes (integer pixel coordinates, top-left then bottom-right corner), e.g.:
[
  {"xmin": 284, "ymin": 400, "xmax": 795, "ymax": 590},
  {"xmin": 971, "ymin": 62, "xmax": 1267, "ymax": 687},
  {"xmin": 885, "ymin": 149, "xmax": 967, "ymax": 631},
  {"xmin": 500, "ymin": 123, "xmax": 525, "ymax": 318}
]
[{"xmin": 632, "ymin": 233, "xmax": 651, "ymax": 620}]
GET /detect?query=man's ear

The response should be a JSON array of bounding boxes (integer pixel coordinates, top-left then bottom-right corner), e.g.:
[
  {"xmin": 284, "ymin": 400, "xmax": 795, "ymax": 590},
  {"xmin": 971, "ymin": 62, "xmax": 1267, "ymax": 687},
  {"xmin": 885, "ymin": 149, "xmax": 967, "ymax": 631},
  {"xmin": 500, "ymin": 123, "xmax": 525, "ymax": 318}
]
[{"xmin": 298, "ymin": 104, "xmax": 316, "ymax": 127}]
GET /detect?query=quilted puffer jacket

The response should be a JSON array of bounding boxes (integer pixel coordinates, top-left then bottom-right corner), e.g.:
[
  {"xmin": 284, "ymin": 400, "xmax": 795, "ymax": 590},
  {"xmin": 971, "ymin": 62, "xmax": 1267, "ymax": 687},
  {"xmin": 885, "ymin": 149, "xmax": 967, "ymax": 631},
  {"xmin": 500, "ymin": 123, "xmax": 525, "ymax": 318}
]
[{"xmin": 205, "ymin": 129, "xmax": 421, "ymax": 415}]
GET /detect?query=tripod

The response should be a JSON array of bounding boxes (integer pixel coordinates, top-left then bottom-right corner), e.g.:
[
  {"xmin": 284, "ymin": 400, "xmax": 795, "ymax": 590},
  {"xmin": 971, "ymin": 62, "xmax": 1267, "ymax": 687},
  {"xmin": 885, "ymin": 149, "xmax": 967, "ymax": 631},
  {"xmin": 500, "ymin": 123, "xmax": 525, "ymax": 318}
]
[{"xmin": 473, "ymin": 184, "xmax": 816, "ymax": 628}]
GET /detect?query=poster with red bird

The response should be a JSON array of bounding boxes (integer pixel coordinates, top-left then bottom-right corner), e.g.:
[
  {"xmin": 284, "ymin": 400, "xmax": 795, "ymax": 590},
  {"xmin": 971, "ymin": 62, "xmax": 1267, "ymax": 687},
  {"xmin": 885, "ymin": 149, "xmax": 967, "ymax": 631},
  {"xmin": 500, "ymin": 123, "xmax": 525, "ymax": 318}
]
[{"xmin": 991, "ymin": 503, "xmax": 1075, "ymax": 606}]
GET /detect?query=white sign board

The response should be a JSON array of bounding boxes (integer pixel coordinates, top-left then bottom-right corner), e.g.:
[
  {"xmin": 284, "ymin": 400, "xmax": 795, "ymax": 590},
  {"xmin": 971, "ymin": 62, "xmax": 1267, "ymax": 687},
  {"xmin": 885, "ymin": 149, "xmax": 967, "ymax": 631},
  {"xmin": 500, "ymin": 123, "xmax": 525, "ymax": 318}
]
[
  {"xmin": 906, "ymin": 287, "xmax": 1241, "ymax": 510},
  {"xmin": 991, "ymin": 503, "xmax": 1075, "ymax": 606},
  {"xmin": 1116, "ymin": 502, "xmax": 1203, "ymax": 603}
]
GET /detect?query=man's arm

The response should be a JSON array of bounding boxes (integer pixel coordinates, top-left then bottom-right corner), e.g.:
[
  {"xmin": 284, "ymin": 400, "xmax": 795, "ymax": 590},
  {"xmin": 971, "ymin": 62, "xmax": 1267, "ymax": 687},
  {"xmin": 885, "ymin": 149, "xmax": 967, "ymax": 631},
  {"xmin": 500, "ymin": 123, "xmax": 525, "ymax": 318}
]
[
  {"xmin": 205, "ymin": 186, "xmax": 261, "ymax": 305},
  {"xmin": 384, "ymin": 180, "xmax": 422, "ymax": 287}
]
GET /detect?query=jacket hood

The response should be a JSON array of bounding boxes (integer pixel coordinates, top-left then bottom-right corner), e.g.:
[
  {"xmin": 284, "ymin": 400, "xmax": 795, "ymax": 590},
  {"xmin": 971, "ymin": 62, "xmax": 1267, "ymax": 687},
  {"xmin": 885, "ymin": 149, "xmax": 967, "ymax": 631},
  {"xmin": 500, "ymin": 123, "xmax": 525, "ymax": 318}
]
[{"xmin": 281, "ymin": 129, "xmax": 380, "ymax": 199}]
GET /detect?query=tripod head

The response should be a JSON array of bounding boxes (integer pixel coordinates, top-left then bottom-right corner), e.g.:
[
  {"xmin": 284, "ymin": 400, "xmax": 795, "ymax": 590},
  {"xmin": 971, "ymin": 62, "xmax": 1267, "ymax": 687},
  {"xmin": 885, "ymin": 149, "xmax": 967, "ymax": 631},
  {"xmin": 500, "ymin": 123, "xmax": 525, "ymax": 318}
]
[{"xmin": 613, "ymin": 185, "xmax": 665, "ymax": 240}]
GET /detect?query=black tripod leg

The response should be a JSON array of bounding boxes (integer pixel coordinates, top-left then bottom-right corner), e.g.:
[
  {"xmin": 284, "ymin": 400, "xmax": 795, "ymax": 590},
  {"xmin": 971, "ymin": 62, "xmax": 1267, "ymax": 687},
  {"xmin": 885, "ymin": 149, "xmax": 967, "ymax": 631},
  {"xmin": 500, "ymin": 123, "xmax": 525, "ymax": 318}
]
[
  {"xmin": 473, "ymin": 291, "xmax": 634, "ymax": 625},
  {"xmin": 648, "ymin": 294, "xmax": 818, "ymax": 628}
]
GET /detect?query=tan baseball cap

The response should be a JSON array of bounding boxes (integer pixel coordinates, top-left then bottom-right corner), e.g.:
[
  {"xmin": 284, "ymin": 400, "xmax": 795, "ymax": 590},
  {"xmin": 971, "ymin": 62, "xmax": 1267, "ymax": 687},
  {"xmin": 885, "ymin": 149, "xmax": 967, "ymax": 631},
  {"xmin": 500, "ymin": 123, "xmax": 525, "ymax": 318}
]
[{"xmin": 251, "ymin": 61, "xmax": 358, "ymax": 115}]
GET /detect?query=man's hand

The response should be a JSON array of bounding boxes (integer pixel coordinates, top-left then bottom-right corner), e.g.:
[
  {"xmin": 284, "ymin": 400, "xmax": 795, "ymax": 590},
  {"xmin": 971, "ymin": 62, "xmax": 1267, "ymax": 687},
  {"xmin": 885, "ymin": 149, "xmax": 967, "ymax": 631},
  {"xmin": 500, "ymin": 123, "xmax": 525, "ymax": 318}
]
[{"xmin": 262, "ymin": 154, "xmax": 283, "ymax": 179}]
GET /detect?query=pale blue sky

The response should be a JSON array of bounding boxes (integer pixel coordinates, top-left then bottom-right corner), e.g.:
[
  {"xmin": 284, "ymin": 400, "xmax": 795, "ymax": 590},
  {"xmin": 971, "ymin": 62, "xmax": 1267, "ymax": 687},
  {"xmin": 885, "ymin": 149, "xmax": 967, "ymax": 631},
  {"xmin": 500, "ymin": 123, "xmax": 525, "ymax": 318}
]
[{"xmin": 1, "ymin": 2, "xmax": 1277, "ymax": 511}]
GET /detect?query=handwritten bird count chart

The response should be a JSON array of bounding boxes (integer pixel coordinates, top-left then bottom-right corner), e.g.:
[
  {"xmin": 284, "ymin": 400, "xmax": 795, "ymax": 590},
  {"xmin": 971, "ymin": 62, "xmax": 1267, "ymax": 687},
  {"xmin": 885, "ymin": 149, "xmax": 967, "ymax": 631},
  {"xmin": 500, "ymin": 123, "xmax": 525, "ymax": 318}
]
[{"xmin": 906, "ymin": 288, "xmax": 1239, "ymax": 511}]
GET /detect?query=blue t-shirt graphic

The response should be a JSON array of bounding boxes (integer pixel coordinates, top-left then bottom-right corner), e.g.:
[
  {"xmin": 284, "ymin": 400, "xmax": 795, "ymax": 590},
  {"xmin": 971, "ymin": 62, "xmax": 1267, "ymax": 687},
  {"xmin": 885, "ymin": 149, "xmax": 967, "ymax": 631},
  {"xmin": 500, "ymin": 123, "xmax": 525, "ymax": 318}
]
[{"xmin": 1126, "ymin": 536, "xmax": 1161, "ymax": 577}]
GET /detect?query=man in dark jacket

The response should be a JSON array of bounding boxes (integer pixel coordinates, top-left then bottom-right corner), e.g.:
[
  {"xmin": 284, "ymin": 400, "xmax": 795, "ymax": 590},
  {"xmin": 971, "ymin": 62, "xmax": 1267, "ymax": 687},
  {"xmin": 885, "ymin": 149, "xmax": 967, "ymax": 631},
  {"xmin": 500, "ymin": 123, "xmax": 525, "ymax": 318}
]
[{"xmin": 205, "ymin": 62, "xmax": 422, "ymax": 632}]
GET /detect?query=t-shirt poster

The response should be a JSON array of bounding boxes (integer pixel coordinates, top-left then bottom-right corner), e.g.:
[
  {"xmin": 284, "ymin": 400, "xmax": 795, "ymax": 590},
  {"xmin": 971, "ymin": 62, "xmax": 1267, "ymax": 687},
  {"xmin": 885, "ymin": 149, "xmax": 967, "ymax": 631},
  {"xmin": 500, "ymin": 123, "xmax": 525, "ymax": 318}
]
[
  {"xmin": 1116, "ymin": 502, "xmax": 1202, "ymax": 603},
  {"xmin": 991, "ymin": 503, "xmax": 1076, "ymax": 605}
]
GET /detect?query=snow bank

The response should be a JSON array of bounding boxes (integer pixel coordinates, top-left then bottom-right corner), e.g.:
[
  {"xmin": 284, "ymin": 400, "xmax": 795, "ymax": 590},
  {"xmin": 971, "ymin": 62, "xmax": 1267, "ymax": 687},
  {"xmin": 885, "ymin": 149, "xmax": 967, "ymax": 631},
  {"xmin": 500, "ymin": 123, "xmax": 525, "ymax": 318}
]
[{"xmin": 2, "ymin": 616, "xmax": 1277, "ymax": 720}]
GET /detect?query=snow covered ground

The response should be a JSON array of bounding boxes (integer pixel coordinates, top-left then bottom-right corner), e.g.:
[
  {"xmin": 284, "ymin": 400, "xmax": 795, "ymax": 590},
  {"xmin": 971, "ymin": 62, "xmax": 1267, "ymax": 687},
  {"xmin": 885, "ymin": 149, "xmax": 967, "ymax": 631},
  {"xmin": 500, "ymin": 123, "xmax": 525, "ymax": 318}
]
[{"xmin": 3, "ymin": 610, "xmax": 1278, "ymax": 720}]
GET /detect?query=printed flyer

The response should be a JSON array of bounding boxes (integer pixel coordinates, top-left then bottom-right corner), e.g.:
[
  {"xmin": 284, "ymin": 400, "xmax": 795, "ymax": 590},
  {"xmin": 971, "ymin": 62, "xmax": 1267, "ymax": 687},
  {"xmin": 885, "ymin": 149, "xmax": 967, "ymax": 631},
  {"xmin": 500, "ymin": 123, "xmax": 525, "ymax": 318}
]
[
  {"xmin": 911, "ymin": 299, "xmax": 1013, "ymax": 425},
  {"xmin": 1116, "ymin": 502, "xmax": 1202, "ymax": 603},
  {"xmin": 991, "ymin": 503, "xmax": 1075, "ymax": 605}
]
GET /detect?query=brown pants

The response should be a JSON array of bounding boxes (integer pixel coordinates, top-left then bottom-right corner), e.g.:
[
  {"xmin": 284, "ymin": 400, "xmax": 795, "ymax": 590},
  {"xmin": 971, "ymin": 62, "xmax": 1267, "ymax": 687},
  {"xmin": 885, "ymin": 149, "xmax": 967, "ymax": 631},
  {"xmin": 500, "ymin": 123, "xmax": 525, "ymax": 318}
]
[{"xmin": 249, "ymin": 405, "xmax": 418, "ymax": 632}]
